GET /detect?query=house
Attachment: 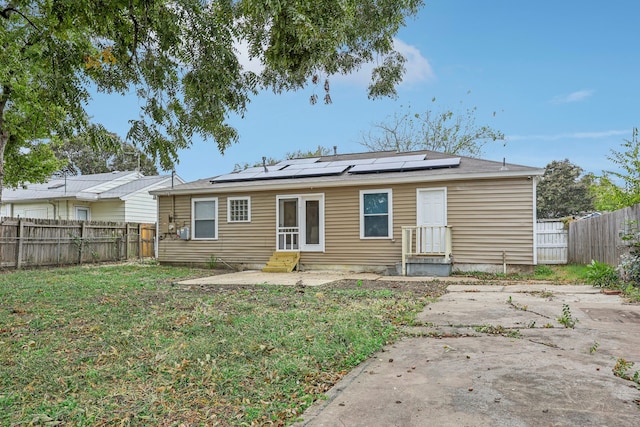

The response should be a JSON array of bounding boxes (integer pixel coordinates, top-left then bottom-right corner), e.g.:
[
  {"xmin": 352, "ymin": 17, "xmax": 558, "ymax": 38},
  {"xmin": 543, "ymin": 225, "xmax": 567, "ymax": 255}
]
[
  {"xmin": 150, "ymin": 150, "xmax": 544, "ymax": 275},
  {"xmin": 1, "ymin": 171, "xmax": 183, "ymax": 223}
]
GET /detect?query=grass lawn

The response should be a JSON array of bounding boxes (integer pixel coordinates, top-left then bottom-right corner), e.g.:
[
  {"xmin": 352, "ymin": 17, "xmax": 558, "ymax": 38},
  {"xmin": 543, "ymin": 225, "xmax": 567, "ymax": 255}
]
[{"xmin": 0, "ymin": 264, "xmax": 444, "ymax": 426}]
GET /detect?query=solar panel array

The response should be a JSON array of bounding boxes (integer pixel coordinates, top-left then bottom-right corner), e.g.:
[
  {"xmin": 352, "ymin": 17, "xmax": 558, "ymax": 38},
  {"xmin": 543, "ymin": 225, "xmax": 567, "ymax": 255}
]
[
  {"xmin": 349, "ymin": 157, "xmax": 461, "ymax": 174},
  {"xmin": 211, "ymin": 154, "xmax": 460, "ymax": 183}
]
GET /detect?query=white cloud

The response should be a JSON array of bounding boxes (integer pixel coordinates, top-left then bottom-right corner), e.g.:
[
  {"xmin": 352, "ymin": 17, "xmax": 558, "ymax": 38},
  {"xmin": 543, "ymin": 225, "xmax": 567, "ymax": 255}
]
[
  {"xmin": 393, "ymin": 38, "xmax": 435, "ymax": 84},
  {"xmin": 233, "ymin": 36, "xmax": 434, "ymax": 89},
  {"xmin": 506, "ymin": 129, "xmax": 628, "ymax": 142},
  {"xmin": 235, "ymin": 39, "xmax": 264, "ymax": 74},
  {"xmin": 551, "ymin": 89, "xmax": 594, "ymax": 104},
  {"xmin": 333, "ymin": 38, "xmax": 434, "ymax": 87}
]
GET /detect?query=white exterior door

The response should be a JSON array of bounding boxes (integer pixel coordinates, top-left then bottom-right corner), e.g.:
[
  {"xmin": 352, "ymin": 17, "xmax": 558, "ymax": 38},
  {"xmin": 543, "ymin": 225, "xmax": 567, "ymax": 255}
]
[{"xmin": 416, "ymin": 188, "xmax": 447, "ymax": 253}]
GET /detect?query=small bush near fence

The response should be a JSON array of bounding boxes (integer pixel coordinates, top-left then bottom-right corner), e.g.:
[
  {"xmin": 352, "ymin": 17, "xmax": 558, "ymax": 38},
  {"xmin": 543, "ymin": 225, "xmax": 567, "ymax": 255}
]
[
  {"xmin": 0, "ymin": 217, "xmax": 155, "ymax": 269},
  {"xmin": 585, "ymin": 260, "xmax": 619, "ymax": 288},
  {"xmin": 618, "ymin": 220, "xmax": 640, "ymax": 288}
]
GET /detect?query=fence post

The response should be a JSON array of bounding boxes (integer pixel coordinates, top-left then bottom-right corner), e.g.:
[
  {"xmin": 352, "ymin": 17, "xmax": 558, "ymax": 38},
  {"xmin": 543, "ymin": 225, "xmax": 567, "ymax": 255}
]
[
  {"xmin": 16, "ymin": 219, "xmax": 24, "ymax": 269},
  {"xmin": 125, "ymin": 224, "xmax": 130, "ymax": 259},
  {"xmin": 138, "ymin": 223, "xmax": 142, "ymax": 259},
  {"xmin": 79, "ymin": 222, "xmax": 86, "ymax": 265}
]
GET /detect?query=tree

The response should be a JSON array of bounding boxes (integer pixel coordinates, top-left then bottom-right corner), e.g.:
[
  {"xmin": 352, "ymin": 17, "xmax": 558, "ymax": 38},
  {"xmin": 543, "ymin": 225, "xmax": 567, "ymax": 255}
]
[
  {"xmin": 0, "ymin": 0, "xmax": 422, "ymax": 202},
  {"xmin": 359, "ymin": 101, "xmax": 504, "ymax": 156},
  {"xmin": 233, "ymin": 145, "xmax": 333, "ymax": 171},
  {"xmin": 52, "ymin": 135, "xmax": 158, "ymax": 176},
  {"xmin": 591, "ymin": 129, "xmax": 640, "ymax": 210},
  {"xmin": 536, "ymin": 159, "xmax": 595, "ymax": 219}
]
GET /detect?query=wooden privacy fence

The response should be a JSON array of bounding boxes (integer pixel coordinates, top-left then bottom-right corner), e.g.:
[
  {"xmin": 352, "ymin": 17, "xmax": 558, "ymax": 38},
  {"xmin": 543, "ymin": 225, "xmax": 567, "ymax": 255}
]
[
  {"xmin": 568, "ymin": 205, "xmax": 640, "ymax": 265},
  {"xmin": 0, "ymin": 217, "xmax": 156, "ymax": 269}
]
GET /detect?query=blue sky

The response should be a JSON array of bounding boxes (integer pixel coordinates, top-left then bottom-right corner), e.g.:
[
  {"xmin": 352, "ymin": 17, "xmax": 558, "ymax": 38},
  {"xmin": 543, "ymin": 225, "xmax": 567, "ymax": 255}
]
[{"xmin": 88, "ymin": 0, "xmax": 639, "ymax": 182}]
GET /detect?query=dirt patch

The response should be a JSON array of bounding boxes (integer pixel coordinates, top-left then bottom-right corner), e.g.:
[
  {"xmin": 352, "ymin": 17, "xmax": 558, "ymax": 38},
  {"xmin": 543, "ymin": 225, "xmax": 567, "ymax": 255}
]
[
  {"xmin": 175, "ymin": 278, "xmax": 448, "ymax": 297},
  {"xmin": 314, "ymin": 279, "xmax": 447, "ymax": 297}
]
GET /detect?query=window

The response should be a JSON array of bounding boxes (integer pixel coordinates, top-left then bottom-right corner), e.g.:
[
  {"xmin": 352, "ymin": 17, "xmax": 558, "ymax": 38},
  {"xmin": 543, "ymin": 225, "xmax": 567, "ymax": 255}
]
[
  {"xmin": 192, "ymin": 197, "xmax": 218, "ymax": 239},
  {"xmin": 360, "ymin": 189, "xmax": 393, "ymax": 239},
  {"xmin": 75, "ymin": 207, "xmax": 90, "ymax": 221},
  {"xmin": 227, "ymin": 197, "xmax": 251, "ymax": 222}
]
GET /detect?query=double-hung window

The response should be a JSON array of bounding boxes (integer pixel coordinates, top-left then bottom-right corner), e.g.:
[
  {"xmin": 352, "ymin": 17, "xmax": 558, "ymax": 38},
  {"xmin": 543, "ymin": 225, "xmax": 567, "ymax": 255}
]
[
  {"xmin": 192, "ymin": 197, "xmax": 218, "ymax": 239},
  {"xmin": 360, "ymin": 189, "xmax": 393, "ymax": 239},
  {"xmin": 227, "ymin": 197, "xmax": 251, "ymax": 223}
]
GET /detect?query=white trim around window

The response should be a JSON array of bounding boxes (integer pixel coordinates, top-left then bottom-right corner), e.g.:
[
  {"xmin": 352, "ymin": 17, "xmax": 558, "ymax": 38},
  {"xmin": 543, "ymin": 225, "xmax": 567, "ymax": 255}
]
[
  {"xmin": 191, "ymin": 197, "xmax": 218, "ymax": 240},
  {"xmin": 360, "ymin": 189, "xmax": 393, "ymax": 239},
  {"xmin": 75, "ymin": 206, "xmax": 90, "ymax": 221},
  {"xmin": 227, "ymin": 196, "xmax": 251, "ymax": 223}
]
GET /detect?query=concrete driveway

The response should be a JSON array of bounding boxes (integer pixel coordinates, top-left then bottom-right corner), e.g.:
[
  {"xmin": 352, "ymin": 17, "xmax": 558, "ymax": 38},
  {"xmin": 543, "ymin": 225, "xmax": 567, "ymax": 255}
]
[{"xmin": 294, "ymin": 284, "xmax": 640, "ymax": 427}]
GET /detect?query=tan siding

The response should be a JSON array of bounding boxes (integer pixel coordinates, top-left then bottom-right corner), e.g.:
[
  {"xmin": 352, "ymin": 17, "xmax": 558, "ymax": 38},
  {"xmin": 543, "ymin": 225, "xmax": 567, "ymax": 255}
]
[
  {"xmin": 158, "ymin": 192, "xmax": 278, "ymax": 265},
  {"xmin": 158, "ymin": 176, "xmax": 536, "ymax": 269},
  {"xmin": 317, "ymin": 186, "xmax": 397, "ymax": 268},
  {"xmin": 448, "ymin": 178, "xmax": 534, "ymax": 265}
]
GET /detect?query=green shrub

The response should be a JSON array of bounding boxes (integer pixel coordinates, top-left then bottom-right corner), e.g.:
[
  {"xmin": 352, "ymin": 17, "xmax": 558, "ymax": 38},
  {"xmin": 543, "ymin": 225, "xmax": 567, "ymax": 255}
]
[
  {"xmin": 585, "ymin": 260, "xmax": 619, "ymax": 288},
  {"xmin": 618, "ymin": 221, "xmax": 640, "ymax": 289}
]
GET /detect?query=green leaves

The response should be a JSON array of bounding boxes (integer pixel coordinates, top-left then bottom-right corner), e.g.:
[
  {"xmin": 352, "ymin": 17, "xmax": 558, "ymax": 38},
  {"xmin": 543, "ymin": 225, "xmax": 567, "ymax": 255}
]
[
  {"xmin": 536, "ymin": 159, "xmax": 595, "ymax": 219},
  {"xmin": 593, "ymin": 129, "xmax": 640, "ymax": 211},
  {"xmin": 1, "ymin": 0, "xmax": 423, "ymax": 200}
]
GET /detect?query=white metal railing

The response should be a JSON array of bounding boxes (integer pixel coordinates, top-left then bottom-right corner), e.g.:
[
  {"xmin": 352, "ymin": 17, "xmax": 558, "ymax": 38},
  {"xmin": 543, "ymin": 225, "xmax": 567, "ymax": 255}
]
[
  {"xmin": 277, "ymin": 227, "xmax": 299, "ymax": 251},
  {"xmin": 401, "ymin": 226, "xmax": 452, "ymax": 276}
]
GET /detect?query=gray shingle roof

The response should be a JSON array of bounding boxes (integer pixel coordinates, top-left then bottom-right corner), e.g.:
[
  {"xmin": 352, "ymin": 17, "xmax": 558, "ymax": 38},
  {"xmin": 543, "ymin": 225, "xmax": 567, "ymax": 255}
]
[
  {"xmin": 99, "ymin": 175, "xmax": 174, "ymax": 199},
  {"xmin": 2, "ymin": 171, "xmax": 174, "ymax": 202},
  {"xmin": 151, "ymin": 150, "xmax": 544, "ymax": 195}
]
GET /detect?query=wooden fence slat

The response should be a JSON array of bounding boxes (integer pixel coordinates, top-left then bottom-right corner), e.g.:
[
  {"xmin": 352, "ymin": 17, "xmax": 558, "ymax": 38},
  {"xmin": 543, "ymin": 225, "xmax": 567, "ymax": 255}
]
[{"xmin": 568, "ymin": 205, "xmax": 640, "ymax": 265}]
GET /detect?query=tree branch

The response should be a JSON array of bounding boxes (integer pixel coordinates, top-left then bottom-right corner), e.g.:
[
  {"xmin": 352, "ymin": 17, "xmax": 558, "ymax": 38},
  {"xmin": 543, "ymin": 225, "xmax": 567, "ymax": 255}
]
[{"xmin": 1, "ymin": 6, "xmax": 40, "ymax": 32}]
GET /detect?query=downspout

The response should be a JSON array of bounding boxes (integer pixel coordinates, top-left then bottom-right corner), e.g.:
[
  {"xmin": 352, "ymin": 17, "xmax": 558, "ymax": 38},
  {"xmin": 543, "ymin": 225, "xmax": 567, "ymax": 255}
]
[
  {"xmin": 155, "ymin": 195, "xmax": 159, "ymax": 259},
  {"xmin": 47, "ymin": 201, "xmax": 57, "ymax": 219}
]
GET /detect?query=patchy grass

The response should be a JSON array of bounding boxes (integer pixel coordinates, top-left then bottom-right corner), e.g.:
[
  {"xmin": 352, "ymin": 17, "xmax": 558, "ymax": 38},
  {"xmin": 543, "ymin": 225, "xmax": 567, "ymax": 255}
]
[
  {"xmin": 0, "ymin": 265, "xmax": 442, "ymax": 426},
  {"xmin": 621, "ymin": 284, "xmax": 640, "ymax": 303},
  {"xmin": 454, "ymin": 264, "xmax": 590, "ymax": 284}
]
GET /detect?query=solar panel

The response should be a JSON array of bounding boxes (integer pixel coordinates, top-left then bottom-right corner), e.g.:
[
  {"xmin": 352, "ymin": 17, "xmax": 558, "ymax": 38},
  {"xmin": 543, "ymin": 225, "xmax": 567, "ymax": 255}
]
[
  {"xmin": 212, "ymin": 171, "xmax": 261, "ymax": 182},
  {"xmin": 287, "ymin": 161, "xmax": 332, "ymax": 169},
  {"xmin": 272, "ymin": 157, "xmax": 320, "ymax": 169},
  {"xmin": 349, "ymin": 157, "xmax": 460, "ymax": 174},
  {"xmin": 373, "ymin": 154, "xmax": 426, "ymax": 163},
  {"xmin": 294, "ymin": 165, "xmax": 349, "ymax": 177},
  {"xmin": 211, "ymin": 155, "xmax": 460, "ymax": 183},
  {"xmin": 212, "ymin": 164, "xmax": 349, "ymax": 182},
  {"xmin": 319, "ymin": 158, "xmax": 377, "ymax": 167}
]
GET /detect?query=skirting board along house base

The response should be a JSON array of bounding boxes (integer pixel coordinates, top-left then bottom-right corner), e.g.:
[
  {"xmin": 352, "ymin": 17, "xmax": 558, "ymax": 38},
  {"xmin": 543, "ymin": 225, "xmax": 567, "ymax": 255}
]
[{"xmin": 396, "ymin": 256, "xmax": 452, "ymax": 277}]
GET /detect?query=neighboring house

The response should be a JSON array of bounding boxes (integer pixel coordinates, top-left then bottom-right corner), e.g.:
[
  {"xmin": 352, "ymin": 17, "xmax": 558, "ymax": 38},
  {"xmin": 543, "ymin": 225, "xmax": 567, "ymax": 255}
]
[
  {"xmin": 150, "ymin": 150, "xmax": 544, "ymax": 275},
  {"xmin": 1, "ymin": 171, "xmax": 183, "ymax": 223}
]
